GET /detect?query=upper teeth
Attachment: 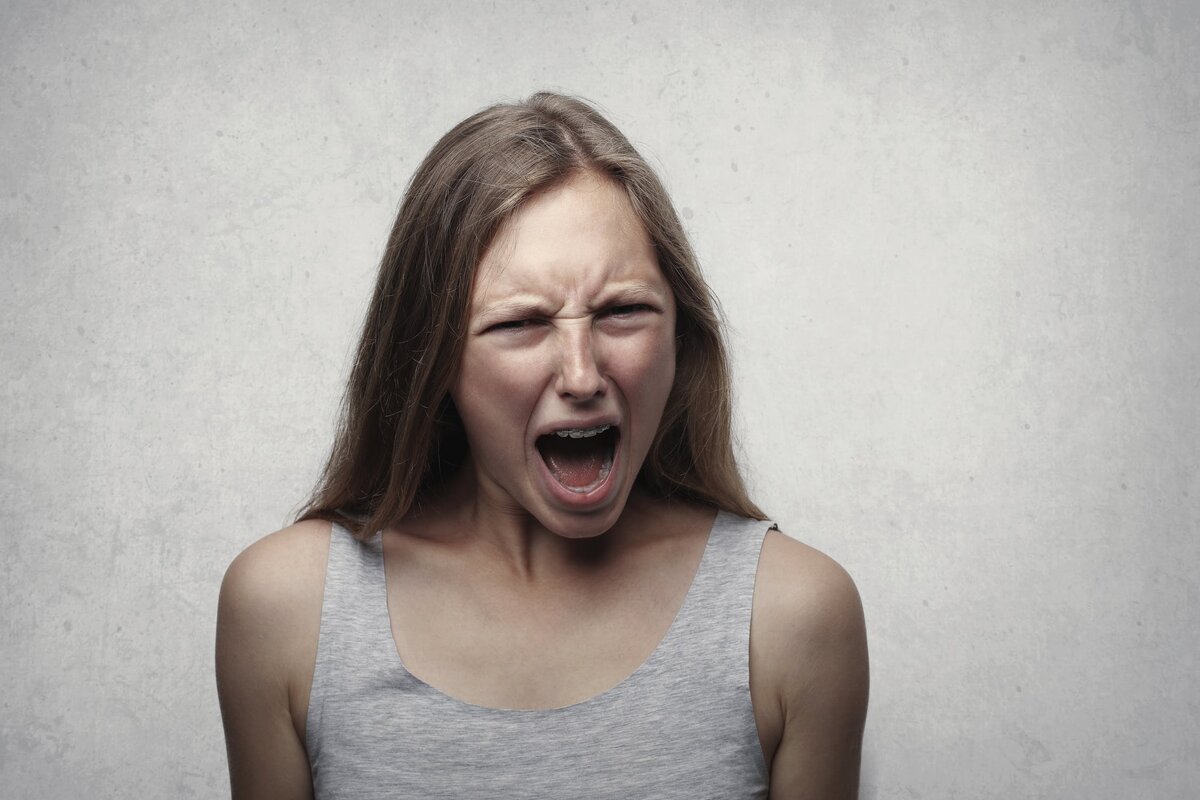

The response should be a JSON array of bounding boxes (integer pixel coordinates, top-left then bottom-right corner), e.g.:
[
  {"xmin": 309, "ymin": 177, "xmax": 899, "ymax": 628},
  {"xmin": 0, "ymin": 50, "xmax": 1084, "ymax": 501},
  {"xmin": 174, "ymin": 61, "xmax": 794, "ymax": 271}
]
[{"xmin": 555, "ymin": 424, "xmax": 611, "ymax": 439}]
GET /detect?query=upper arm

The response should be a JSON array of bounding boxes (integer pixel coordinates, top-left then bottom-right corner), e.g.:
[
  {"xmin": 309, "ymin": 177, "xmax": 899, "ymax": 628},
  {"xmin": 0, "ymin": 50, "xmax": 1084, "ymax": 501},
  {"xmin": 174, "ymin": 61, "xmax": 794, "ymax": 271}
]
[
  {"xmin": 751, "ymin": 530, "xmax": 869, "ymax": 800},
  {"xmin": 215, "ymin": 520, "xmax": 330, "ymax": 800}
]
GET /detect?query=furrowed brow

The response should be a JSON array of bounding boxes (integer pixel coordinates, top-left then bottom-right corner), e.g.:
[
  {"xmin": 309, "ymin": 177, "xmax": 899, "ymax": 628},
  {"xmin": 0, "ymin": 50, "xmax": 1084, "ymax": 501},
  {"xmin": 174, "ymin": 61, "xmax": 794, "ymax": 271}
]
[
  {"xmin": 472, "ymin": 298, "xmax": 547, "ymax": 326},
  {"xmin": 598, "ymin": 281, "xmax": 668, "ymax": 305}
]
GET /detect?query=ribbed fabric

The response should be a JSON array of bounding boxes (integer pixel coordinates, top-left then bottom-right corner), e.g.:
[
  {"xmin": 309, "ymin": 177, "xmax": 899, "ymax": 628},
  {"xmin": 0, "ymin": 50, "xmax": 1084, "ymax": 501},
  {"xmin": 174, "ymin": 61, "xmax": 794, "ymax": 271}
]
[{"xmin": 305, "ymin": 511, "xmax": 773, "ymax": 799}]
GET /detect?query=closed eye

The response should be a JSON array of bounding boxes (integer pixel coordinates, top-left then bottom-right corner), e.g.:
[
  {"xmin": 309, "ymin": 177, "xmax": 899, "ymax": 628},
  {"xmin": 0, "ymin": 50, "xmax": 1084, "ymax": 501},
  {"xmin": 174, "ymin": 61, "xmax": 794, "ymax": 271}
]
[
  {"xmin": 486, "ymin": 318, "xmax": 538, "ymax": 333},
  {"xmin": 605, "ymin": 303, "xmax": 654, "ymax": 317}
]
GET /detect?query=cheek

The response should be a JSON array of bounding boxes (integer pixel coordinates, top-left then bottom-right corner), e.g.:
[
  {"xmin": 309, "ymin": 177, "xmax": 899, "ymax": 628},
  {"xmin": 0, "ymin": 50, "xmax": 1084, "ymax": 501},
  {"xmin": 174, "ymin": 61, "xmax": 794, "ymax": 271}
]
[
  {"xmin": 460, "ymin": 341, "xmax": 548, "ymax": 389},
  {"xmin": 453, "ymin": 346, "xmax": 548, "ymax": 434},
  {"xmin": 608, "ymin": 328, "xmax": 676, "ymax": 405}
]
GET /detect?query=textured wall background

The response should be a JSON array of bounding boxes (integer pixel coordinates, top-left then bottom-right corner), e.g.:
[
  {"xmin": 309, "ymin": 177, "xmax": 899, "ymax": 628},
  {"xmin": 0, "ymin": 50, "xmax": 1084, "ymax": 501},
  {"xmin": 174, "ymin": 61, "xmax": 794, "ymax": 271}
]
[{"xmin": 2, "ymin": 1, "xmax": 1197, "ymax": 797}]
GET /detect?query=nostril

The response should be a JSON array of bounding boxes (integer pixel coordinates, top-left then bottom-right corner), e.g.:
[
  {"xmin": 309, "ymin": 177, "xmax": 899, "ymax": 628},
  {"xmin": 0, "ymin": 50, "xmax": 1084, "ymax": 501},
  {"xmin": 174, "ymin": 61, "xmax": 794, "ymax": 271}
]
[
  {"xmin": 556, "ymin": 352, "xmax": 606, "ymax": 398},
  {"xmin": 557, "ymin": 369, "xmax": 606, "ymax": 399}
]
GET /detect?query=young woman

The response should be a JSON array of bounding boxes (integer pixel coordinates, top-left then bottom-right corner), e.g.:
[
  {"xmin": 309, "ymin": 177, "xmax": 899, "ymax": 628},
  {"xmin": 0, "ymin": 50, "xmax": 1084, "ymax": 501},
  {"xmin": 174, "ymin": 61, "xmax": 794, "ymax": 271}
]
[{"xmin": 216, "ymin": 92, "xmax": 868, "ymax": 799}]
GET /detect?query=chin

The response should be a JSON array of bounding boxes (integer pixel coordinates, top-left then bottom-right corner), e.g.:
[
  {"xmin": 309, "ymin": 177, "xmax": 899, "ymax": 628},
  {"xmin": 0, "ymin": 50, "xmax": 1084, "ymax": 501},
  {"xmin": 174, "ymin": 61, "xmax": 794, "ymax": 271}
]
[{"xmin": 537, "ymin": 497, "xmax": 627, "ymax": 538}]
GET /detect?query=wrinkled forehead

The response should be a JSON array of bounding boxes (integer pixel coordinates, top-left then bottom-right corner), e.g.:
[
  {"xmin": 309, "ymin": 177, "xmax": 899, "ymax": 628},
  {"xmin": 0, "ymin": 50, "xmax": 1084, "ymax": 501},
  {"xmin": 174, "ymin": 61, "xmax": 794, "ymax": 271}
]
[{"xmin": 468, "ymin": 173, "xmax": 663, "ymax": 311}]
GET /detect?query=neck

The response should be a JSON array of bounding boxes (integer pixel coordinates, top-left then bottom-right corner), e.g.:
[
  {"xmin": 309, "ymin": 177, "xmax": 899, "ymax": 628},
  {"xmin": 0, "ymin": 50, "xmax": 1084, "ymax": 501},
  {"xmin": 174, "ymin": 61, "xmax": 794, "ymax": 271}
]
[{"xmin": 407, "ymin": 465, "xmax": 659, "ymax": 583}]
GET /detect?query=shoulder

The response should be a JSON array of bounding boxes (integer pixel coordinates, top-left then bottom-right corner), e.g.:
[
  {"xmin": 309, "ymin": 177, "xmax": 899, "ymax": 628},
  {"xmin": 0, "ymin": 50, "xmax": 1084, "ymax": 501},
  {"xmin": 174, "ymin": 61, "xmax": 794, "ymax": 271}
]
[
  {"xmin": 217, "ymin": 521, "xmax": 332, "ymax": 795},
  {"xmin": 753, "ymin": 528, "xmax": 865, "ymax": 651},
  {"xmin": 217, "ymin": 519, "xmax": 332, "ymax": 714},
  {"xmin": 219, "ymin": 518, "xmax": 332, "ymax": 629},
  {"xmin": 750, "ymin": 528, "xmax": 869, "ymax": 783}
]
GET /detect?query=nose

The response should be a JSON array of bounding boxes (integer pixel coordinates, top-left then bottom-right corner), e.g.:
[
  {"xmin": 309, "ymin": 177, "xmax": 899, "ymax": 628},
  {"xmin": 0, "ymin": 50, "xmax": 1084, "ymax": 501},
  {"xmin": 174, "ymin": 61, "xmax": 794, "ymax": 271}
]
[{"xmin": 554, "ymin": 323, "xmax": 606, "ymax": 400}]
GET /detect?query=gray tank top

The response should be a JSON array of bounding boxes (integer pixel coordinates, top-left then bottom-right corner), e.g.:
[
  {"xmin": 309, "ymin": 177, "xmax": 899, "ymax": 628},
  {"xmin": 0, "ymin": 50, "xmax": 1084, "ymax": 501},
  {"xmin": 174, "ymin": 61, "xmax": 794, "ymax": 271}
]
[{"xmin": 305, "ymin": 511, "xmax": 773, "ymax": 799}]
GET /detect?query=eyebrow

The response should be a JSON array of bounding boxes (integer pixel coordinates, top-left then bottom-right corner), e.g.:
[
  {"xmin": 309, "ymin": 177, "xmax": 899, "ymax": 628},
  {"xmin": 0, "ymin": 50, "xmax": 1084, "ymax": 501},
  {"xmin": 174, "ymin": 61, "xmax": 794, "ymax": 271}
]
[
  {"xmin": 472, "ymin": 297, "xmax": 548, "ymax": 326},
  {"xmin": 601, "ymin": 281, "xmax": 668, "ymax": 303},
  {"xmin": 470, "ymin": 283, "xmax": 667, "ymax": 326}
]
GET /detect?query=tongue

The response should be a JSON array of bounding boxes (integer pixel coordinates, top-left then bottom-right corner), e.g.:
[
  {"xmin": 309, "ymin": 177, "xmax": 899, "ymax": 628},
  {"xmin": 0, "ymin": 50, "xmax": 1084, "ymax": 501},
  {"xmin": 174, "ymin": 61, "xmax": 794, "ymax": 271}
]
[{"xmin": 540, "ymin": 436, "xmax": 607, "ymax": 489}]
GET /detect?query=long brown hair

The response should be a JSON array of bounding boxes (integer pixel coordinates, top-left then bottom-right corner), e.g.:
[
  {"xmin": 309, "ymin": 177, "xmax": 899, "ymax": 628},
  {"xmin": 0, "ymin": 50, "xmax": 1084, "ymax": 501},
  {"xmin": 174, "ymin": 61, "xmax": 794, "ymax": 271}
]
[{"xmin": 298, "ymin": 92, "xmax": 764, "ymax": 537}]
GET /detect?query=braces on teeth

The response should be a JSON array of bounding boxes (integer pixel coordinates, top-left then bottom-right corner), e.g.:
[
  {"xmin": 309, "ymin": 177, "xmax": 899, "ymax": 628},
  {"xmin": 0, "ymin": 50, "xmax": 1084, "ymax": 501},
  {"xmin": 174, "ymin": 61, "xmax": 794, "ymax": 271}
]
[{"xmin": 554, "ymin": 424, "xmax": 611, "ymax": 439}]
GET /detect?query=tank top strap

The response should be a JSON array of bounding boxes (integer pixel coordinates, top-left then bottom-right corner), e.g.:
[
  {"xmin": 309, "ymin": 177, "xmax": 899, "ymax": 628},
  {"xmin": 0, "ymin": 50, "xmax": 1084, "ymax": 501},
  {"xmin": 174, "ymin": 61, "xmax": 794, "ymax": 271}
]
[
  {"xmin": 646, "ymin": 510, "xmax": 774, "ymax": 679},
  {"xmin": 305, "ymin": 522, "xmax": 394, "ymax": 762}
]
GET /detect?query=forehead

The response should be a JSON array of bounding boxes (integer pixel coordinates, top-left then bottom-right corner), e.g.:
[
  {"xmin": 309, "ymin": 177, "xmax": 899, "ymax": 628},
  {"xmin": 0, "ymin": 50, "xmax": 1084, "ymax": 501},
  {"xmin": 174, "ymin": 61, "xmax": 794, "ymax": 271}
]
[{"xmin": 470, "ymin": 172, "xmax": 666, "ymax": 308}]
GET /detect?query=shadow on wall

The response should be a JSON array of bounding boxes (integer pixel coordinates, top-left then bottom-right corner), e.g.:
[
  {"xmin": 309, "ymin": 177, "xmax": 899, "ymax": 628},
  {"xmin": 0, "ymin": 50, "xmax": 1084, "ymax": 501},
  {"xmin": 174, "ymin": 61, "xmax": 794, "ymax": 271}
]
[{"xmin": 859, "ymin": 746, "xmax": 878, "ymax": 799}]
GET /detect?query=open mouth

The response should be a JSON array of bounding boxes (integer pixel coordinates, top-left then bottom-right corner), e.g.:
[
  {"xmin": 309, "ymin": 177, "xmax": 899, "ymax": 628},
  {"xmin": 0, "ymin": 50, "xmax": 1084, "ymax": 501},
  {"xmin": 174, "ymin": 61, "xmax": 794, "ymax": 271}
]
[{"xmin": 535, "ymin": 424, "xmax": 619, "ymax": 493}]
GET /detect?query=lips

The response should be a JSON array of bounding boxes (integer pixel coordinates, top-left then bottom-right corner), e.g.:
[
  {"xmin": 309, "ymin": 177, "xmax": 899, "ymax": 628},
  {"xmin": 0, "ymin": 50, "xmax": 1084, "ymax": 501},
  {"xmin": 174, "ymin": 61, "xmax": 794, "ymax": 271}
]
[{"xmin": 535, "ymin": 425, "xmax": 620, "ymax": 493}]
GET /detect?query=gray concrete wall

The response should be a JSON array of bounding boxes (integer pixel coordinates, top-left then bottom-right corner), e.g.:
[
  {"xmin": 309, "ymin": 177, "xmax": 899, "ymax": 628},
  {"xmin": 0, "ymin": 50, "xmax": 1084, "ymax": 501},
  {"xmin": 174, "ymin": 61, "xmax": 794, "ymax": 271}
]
[{"xmin": 2, "ymin": 1, "xmax": 1196, "ymax": 797}]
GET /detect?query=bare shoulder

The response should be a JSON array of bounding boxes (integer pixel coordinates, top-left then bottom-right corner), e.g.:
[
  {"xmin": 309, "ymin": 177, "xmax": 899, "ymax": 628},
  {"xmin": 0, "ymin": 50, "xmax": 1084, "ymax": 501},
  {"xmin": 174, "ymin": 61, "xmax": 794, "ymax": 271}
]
[
  {"xmin": 754, "ymin": 529, "xmax": 865, "ymax": 650},
  {"xmin": 217, "ymin": 519, "xmax": 331, "ymax": 799},
  {"xmin": 217, "ymin": 518, "xmax": 332, "ymax": 731},
  {"xmin": 220, "ymin": 518, "xmax": 332, "ymax": 620},
  {"xmin": 218, "ymin": 518, "xmax": 331, "ymax": 679},
  {"xmin": 751, "ymin": 529, "xmax": 868, "ymax": 798}
]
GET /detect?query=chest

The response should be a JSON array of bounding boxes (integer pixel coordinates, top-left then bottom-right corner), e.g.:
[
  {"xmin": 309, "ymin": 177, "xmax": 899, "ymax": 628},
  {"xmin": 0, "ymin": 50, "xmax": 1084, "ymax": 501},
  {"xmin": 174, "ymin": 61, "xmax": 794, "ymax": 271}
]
[
  {"xmin": 383, "ymin": 538, "xmax": 705, "ymax": 710},
  {"xmin": 303, "ymin": 515, "xmax": 775, "ymax": 798}
]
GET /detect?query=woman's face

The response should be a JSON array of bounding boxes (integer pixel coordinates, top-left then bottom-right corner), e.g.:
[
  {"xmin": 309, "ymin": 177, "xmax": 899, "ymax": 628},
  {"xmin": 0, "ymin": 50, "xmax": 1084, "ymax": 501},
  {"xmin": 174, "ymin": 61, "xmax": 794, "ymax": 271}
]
[{"xmin": 451, "ymin": 171, "xmax": 677, "ymax": 538}]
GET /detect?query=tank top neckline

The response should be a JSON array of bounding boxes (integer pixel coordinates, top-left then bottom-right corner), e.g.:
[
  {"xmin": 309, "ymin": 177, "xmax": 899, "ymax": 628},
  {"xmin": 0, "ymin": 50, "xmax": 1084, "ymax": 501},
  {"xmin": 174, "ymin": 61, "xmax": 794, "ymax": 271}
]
[{"xmin": 363, "ymin": 509, "xmax": 731, "ymax": 715}]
